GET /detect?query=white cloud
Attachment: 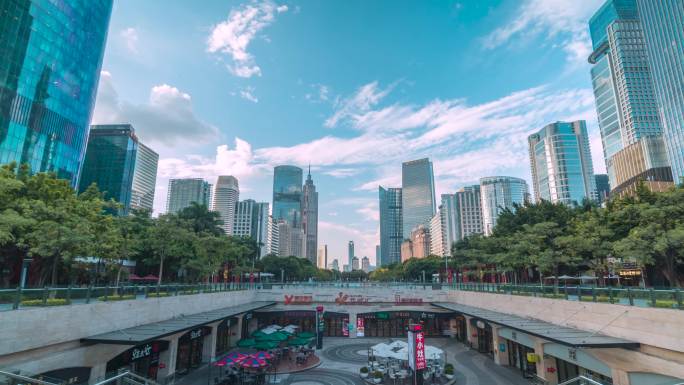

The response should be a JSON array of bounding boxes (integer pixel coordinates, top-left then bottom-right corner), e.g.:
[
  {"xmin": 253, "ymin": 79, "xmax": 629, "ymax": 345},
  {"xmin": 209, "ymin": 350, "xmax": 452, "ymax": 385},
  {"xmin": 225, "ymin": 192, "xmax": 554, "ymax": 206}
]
[
  {"xmin": 482, "ymin": 0, "xmax": 602, "ymax": 66},
  {"xmin": 207, "ymin": 1, "xmax": 288, "ymax": 78},
  {"xmin": 92, "ymin": 71, "xmax": 218, "ymax": 146},
  {"xmin": 239, "ymin": 86, "xmax": 259, "ymax": 103},
  {"xmin": 324, "ymin": 81, "xmax": 396, "ymax": 128},
  {"xmin": 120, "ymin": 27, "xmax": 139, "ymax": 53}
]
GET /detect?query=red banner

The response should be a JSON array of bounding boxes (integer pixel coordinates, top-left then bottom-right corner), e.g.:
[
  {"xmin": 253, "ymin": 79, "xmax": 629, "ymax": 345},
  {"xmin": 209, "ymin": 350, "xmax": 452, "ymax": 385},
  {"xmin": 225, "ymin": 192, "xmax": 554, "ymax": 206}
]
[
  {"xmin": 414, "ymin": 330, "xmax": 426, "ymax": 370},
  {"xmin": 342, "ymin": 317, "xmax": 349, "ymax": 337},
  {"xmin": 356, "ymin": 317, "xmax": 365, "ymax": 337}
]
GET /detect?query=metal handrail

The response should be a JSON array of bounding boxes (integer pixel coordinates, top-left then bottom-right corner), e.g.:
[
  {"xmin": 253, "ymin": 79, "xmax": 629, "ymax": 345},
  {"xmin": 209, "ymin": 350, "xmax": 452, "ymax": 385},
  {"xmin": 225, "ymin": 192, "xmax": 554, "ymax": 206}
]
[
  {"xmin": 0, "ymin": 370, "xmax": 60, "ymax": 385},
  {"xmin": 92, "ymin": 371, "xmax": 160, "ymax": 385},
  {"xmin": 557, "ymin": 376, "xmax": 605, "ymax": 385}
]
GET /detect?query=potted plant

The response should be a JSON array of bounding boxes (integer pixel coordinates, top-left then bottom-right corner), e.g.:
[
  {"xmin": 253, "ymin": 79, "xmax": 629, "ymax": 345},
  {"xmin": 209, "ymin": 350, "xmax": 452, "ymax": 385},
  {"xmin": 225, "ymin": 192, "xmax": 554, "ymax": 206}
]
[
  {"xmin": 372, "ymin": 371, "xmax": 383, "ymax": 383},
  {"xmin": 444, "ymin": 364, "xmax": 454, "ymax": 380},
  {"xmin": 360, "ymin": 367, "xmax": 369, "ymax": 378}
]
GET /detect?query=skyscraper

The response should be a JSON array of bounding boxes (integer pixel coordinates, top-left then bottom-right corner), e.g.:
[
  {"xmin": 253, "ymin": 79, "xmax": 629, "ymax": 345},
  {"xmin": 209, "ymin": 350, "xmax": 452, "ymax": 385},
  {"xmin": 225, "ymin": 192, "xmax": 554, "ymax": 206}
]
[
  {"xmin": 362, "ymin": 256, "xmax": 370, "ymax": 272},
  {"xmin": 0, "ymin": 0, "xmax": 112, "ymax": 187},
  {"xmin": 611, "ymin": 136, "xmax": 673, "ymax": 196},
  {"xmin": 480, "ymin": 176, "xmax": 529, "ymax": 235},
  {"xmin": 379, "ymin": 186, "xmax": 402, "ymax": 266},
  {"xmin": 302, "ymin": 167, "xmax": 318, "ymax": 265},
  {"xmin": 348, "ymin": 241, "xmax": 354, "ymax": 267},
  {"xmin": 78, "ymin": 125, "xmax": 138, "ymax": 215},
  {"xmin": 439, "ymin": 187, "xmax": 484, "ymax": 255},
  {"xmin": 213, "ymin": 176, "xmax": 239, "ymax": 235},
  {"xmin": 331, "ymin": 259, "xmax": 339, "ymax": 271},
  {"xmin": 351, "ymin": 256, "xmax": 359, "ymax": 271},
  {"xmin": 267, "ymin": 215, "xmax": 279, "ymax": 255},
  {"xmin": 272, "ymin": 165, "xmax": 303, "ymax": 227},
  {"xmin": 595, "ymin": 174, "xmax": 610, "ymax": 204},
  {"xmin": 166, "ymin": 178, "xmax": 212, "ymax": 214},
  {"xmin": 401, "ymin": 158, "xmax": 436, "ymax": 239},
  {"xmin": 429, "ymin": 210, "xmax": 446, "ymax": 256},
  {"xmin": 528, "ymin": 121, "xmax": 597, "ymax": 205},
  {"xmin": 410, "ymin": 225, "xmax": 430, "ymax": 259},
  {"xmin": 636, "ymin": 0, "xmax": 684, "ymax": 183},
  {"xmin": 233, "ymin": 200, "xmax": 270, "ymax": 257},
  {"xmin": 317, "ymin": 245, "xmax": 328, "ymax": 269},
  {"xmin": 130, "ymin": 142, "xmax": 158, "ymax": 212}
]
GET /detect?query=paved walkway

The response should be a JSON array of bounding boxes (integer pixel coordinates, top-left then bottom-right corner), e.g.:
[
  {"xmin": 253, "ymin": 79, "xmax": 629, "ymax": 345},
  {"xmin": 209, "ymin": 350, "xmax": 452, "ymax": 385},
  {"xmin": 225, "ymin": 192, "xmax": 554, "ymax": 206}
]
[{"xmin": 174, "ymin": 337, "xmax": 533, "ymax": 385}]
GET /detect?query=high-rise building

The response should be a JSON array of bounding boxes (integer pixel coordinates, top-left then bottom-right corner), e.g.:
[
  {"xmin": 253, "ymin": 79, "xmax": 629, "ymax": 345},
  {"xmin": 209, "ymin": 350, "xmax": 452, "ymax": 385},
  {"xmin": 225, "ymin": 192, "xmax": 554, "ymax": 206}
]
[
  {"xmin": 266, "ymin": 215, "xmax": 279, "ymax": 255},
  {"xmin": 276, "ymin": 221, "xmax": 291, "ymax": 257},
  {"xmin": 595, "ymin": 174, "xmax": 611, "ymax": 204},
  {"xmin": 611, "ymin": 136, "xmax": 674, "ymax": 197},
  {"xmin": 348, "ymin": 241, "xmax": 354, "ymax": 267},
  {"xmin": 636, "ymin": 0, "xmax": 684, "ymax": 184},
  {"xmin": 233, "ymin": 200, "xmax": 270, "ymax": 257},
  {"xmin": 130, "ymin": 142, "xmax": 158, "ymax": 212},
  {"xmin": 401, "ymin": 158, "xmax": 436, "ymax": 239},
  {"xmin": 455, "ymin": 186, "xmax": 484, "ymax": 240},
  {"xmin": 375, "ymin": 245, "xmax": 380, "ymax": 264},
  {"xmin": 302, "ymin": 167, "xmax": 318, "ymax": 265},
  {"xmin": 317, "ymin": 245, "xmax": 328, "ymax": 269},
  {"xmin": 166, "ymin": 178, "xmax": 212, "ymax": 214},
  {"xmin": 528, "ymin": 121, "xmax": 597, "ymax": 205},
  {"xmin": 408, "ymin": 225, "xmax": 430, "ymax": 260},
  {"xmin": 362, "ymin": 256, "xmax": 370, "ymax": 272},
  {"xmin": 331, "ymin": 259, "xmax": 339, "ymax": 271},
  {"xmin": 429, "ymin": 210, "xmax": 446, "ymax": 256},
  {"xmin": 272, "ymin": 165, "xmax": 303, "ymax": 227},
  {"xmin": 213, "ymin": 176, "xmax": 239, "ymax": 235},
  {"xmin": 351, "ymin": 256, "xmax": 360, "ymax": 271},
  {"xmin": 480, "ymin": 176, "xmax": 529, "ymax": 235},
  {"xmin": 379, "ymin": 186, "xmax": 403, "ymax": 266},
  {"xmin": 588, "ymin": 0, "xmax": 671, "ymax": 192},
  {"xmin": 78, "ymin": 125, "xmax": 138, "ymax": 215},
  {"xmin": 0, "ymin": 0, "xmax": 112, "ymax": 187},
  {"xmin": 401, "ymin": 240, "xmax": 413, "ymax": 262}
]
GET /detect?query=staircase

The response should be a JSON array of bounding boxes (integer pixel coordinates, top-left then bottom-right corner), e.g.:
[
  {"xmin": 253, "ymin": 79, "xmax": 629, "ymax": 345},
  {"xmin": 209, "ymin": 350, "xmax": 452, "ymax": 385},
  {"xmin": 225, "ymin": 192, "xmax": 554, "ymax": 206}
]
[
  {"xmin": 0, "ymin": 369, "xmax": 161, "ymax": 385},
  {"xmin": 557, "ymin": 376, "xmax": 607, "ymax": 385}
]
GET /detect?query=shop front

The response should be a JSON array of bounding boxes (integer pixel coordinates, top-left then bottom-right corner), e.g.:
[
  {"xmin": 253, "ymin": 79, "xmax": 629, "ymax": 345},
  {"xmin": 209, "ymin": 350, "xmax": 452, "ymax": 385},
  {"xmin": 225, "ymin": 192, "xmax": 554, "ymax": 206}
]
[
  {"xmin": 360, "ymin": 311, "xmax": 451, "ymax": 337},
  {"xmin": 323, "ymin": 311, "xmax": 349, "ymax": 337},
  {"xmin": 453, "ymin": 315, "xmax": 466, "ymax": 342},
  {"xmin": 106, "ymin": 341, "xmax": 169, "ymax": 380},
  {"xmin": 216, "ymin": 317, "xmax": 240, "ymax": 356},
  {"xmin": 544, "ymin": 345, "xmax": 613, "ymax": 384},
  {"xmin": 498, "ymin": 328, "xmax": 537, "ymax": 379},
  {"xmin": 176, "ymin": 326, "xmax": 211, "ymax": 375},
  {"xmin": 471, "ymin": 319, "xmax": 493, "ymax": 356}
]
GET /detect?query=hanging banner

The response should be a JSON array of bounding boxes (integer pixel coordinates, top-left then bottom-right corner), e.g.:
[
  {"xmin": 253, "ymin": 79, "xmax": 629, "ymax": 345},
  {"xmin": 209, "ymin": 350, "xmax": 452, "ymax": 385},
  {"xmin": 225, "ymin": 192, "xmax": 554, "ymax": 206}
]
[
  {"xmin": 414, "ymin": 329, "xmax": 426, "ymax": 370},
  {"xmin": 342, "ymin": 317, "xmax": 349, "ymax": 337},
  {"xmin": 356, "ymin": 317, "xmax": 365, "ymax": 337}
]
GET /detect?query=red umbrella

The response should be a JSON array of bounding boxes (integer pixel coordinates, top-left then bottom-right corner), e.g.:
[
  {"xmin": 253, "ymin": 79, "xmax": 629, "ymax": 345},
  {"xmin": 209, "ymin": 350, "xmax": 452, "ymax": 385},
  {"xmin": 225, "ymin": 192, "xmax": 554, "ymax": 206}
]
[
  {"xmin": 240, "ymin": 357, "xmax": 267, "ymax": 368},
  {"xmin": 250, "ymin": 351, "xmax": 273, "ymax": 360},
  {"xmin": 213, "ymin": 359, "xmax": 227, "ymax": 367},
  {"xmin": 225, "ymin": 352, "xmax": 248, "ymax": 362},
  {"xmin": 142, "ymin": 274, "xmax": 158, "ymax": 281},
  {"xmin": 128, "ymin": 274, "xmax": 141, "ymax": 280}
]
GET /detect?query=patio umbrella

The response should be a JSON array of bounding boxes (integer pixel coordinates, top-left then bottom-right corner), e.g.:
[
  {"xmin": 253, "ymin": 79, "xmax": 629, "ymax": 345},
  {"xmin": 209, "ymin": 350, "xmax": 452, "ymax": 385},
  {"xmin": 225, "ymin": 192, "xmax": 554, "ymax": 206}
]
[
  {"xmin": 251, "ymin": 351, "xmax": 273, "ymax": 360},
  {"xmin": 297, "ymin": 331, "xmax": 316, "ymax": 339},
  {"xmin": 213, "ymin": 358, "xmax": 227, "ymax": 367},
  {"xmin": 254, "ymin": 341, "xmax": 279, "ymax": 350},
  {"xmin": 241, "ymin": 357, "xmax": 268, "ymax": 368},
  {"xmin": 252, "ymin": 330, "xmax": 268, "ymax": 338},
  {"xmin": 225, "ymin": 352, "xmax": 248, "ymax": 362},
  {"xmin": 257, "ymin": 331, "xmax": 288, "ymax": 341},
  {"xmin": 287, "ymin": 338, "xmax": 311, "ymax": 347},
  {"xmin": 237, "ymin": 338, "xmax": 257, "ymax": 348}
]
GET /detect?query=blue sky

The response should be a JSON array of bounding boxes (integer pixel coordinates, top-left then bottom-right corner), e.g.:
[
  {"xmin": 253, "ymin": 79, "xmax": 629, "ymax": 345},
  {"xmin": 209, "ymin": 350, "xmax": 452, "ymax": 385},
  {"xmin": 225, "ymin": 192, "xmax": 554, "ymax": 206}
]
[{"xmin": 92, "ymin": 0, "xmax": 606, "ymax": 264}]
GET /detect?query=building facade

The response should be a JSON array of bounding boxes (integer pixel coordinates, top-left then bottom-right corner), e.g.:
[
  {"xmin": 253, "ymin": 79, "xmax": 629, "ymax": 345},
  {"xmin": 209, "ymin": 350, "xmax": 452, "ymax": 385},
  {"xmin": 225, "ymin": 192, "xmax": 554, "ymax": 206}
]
[
  {"xmin": 166, "ymin": 178, "xmax": 211, "ymax": 214},
  {"xmin": 317, "ymin": 245, "xmax": 328, "ymax": 269},
  {"xmin": 130, "ymin": 142, "xmax": 158, "ymax": 212},
  {"xmin": 78, "ymin": 125, "xmax": 138, "ymax": 215},
  {"xmin": 301, "ymin": 168, "xmax": 318, "ymax": 265},
  {"xmin": 595, "ymin": 174, "xmax": 610, "ymax": 204},
  {"xmin": 266, "ymin": 215, "xmax": 279, "ymax": 255},
  {"xmin": 361, "ymin": 256, "xmax": 370, "ymax": 272},
  {"xmin": 272, "ymin": 165, "xmax": 303, "ymax": 228},
  {"xmin": 331, "ymin": 259, "xmax": 339, "ymax": 271},
  {"xmin": 401, "ymin": 158, "xmax": 436, "ymax": 239},
  {"xmin": 636, "ymin": 0, "xmax": 684, "ymax": 184},
  {"xmin": 0, "ymin": 0, "xmax": 112, "ymax": 187},
  {"xmin": 379, "ymin": 186, "xmax": 403, "ymax": 266},
  {"xmin": 348, "ymin": 241, "xmax": 354, "ymax": 267},
  {"xmin": 528, "ymin": 121, "xmax": 597, "ymax": 205},
  {"xmin": 213, "ymin": 176, "xmax": 239, "ymax": 235},
  {"xmin": 233, "ymin": 200, "xmax": 270, "ymax": 257},
  {"xmin": 410, "ymin": 225, "xmax": 430, "ymax": 259},
  {"xmin": 480, "ymin": 176, "xmax": 529, "ymax": 235},
  {"xmin": 400, "ymin": 240, "xmax": 412, "ymax": 262},
  {"xmin": 611, "ymin": 136, "xmax": 674, "ymax": 197},
  {"xmin": 440, "ymin": 186, "xmax": 484, "ymax": 252},
  {"xmin": 351, "ymin": 256, "xmax": 359, "ymax": 271},
  {"xmin": 429, "ymin": 210, "xmax": 446, "ymax": 256}
]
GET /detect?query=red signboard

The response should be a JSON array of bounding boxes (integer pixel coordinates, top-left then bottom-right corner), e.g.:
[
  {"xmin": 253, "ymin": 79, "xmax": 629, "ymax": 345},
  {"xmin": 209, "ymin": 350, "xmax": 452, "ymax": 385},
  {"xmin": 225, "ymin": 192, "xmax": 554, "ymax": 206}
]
[
  {"xmin": 394, "ymin": 294, "xmax": 423, "ymax": 305},
  {"xmin": 342, "ymin": 317, "xmax": 349, "ymax": 336},
  {"xmin": 284, "ymin": 295, "xmax": 313, "ymax": 305},
  {"xmin": 335, "ymin": 292, "xmax": 371, "ymax": 305},
  {"xmin": 414, "ymin": 329, "xmax": 426, "ymax": 370},
  {"xmin": 356, "ymin": 317, "xmax": 365, "ymax": 337}
]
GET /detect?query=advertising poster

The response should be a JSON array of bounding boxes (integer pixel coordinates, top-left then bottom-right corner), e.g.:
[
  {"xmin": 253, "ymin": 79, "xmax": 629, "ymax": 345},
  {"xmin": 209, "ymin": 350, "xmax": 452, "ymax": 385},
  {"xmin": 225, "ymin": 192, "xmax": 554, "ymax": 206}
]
[{"xmin": 356, "ymin": 317, "xmax": 365, "ymax": 337}]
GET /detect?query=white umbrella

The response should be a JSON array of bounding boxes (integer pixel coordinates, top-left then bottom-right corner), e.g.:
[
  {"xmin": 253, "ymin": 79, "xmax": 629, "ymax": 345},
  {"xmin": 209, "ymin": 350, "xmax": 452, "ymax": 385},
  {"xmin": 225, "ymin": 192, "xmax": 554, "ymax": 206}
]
[{"xmin": 425, "ymin": 346, "xmax": 443, "ymax": 360}]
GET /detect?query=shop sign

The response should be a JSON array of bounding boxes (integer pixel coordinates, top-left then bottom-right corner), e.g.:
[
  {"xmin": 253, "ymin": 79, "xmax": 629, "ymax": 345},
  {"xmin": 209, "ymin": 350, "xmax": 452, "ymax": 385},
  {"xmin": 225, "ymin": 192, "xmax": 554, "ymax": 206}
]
[
  {"xmin": 377, "ymin": 312, "xmax": 390, "ymax": 320},
  {"xmin": 131, "ymin": 344, "xmax": 153, "ymax": 361},
  {"xmin": 190, "ymin": 329, "xmax": 203, "ymax": 339},
  {"xmin": 476, "ymin": 320, "xmax": 485, "ymax": 329},
  {"xmin": 284, "ymin": 311, "xmax": 315, "ymax": 317},
  {"xmin": 335, "ymin": 292, "xmax": 371, "ymax": 305},
  {"xmin": 498, "ymin": 343, "xmax": 506, "ymax": 352},
  {"xmin": 342, "ymin": 317, "xmax": 349, "ymax": 337},
  {"xmin": 414, "ymin": 330, "xmax": 426, "ymax": 370},
  {"xmin": 356, "ymin": 317, "xmax": 365, "ymax": 337},
  {"xmin": 284, "ymin": 294, "xmax": 313, "ymax": 304},
  {"xmin": 394, "ymin": 294, "xmax": 423, "ymax": 305}
]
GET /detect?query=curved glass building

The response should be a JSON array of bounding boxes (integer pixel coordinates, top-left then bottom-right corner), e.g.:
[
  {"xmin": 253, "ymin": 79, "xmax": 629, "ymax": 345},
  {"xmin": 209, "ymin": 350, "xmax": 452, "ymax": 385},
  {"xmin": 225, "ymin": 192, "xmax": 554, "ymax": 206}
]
[
  {"xmin": 479, "ymin": 176, "xmax": 529, "ymax": 235},
  {"xmin": 272, "ymin": 165, "xmax": 303, "ymax": 228},
  {"xmin": 0, "ymin": 0, "xmax": 113, "ymax": 186},
  {"xmin": 401, "ymin": 158, "xmax": 436, "ymax": 239}
]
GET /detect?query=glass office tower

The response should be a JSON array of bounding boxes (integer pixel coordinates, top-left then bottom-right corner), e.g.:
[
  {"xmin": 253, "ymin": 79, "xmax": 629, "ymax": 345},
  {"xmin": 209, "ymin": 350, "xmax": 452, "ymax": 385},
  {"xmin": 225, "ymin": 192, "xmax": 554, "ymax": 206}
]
[
  {"xmin": 166, "ymin": 178, "xmax": 212, "ymax": 214},
  {"xmin": 0, "ymin": 0, "xmax": 112, "ymax": 186},
  {"xmin": 272, "ymin": 165, "xmax": 303, "ymax": 228},
  {"xmin": 480, "ymin": 176, "xmax": 529, "ymax": 235},
  {"xmin": 302, "ymin": 168, "xmax": 318, "ymax": 265},
  {"xmin": 130, "ymin": 142, "xmax": 158, "ymax": 212},
  {"xmin": 401, "ymin": 158, "xmax": 436, "ymax": 239},
  {"xmin": 636, "ymin": 0, "xmax": 684, "ymax": 183},
  {"xmin": 379, "ymin": 186, "xmax": 402, "ymax": 266},
  {"xmin": 528, "ymin": 121, "xmax": 597, "ymax": 205},
  {"xmin": 78, "ymin": 125, "xmax": 138, "ymax": 215}
]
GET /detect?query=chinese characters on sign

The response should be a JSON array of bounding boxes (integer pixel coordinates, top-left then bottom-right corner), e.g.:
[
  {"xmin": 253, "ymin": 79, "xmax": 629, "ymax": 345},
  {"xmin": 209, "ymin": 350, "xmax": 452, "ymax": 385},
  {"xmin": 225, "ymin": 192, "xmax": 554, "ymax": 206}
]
[
  {"xmin": 394, "ymin": 294, "xmax": 423, "ymax": 305},
  {"xmin": 284, "ymin": 295, "xmax": 313, "ymax": 304},
  {"xmin": 335, "ymin": 292, "xmax": 371, "ymax": 305},
  {"xmin": 356, "ymin": 317, "xmax": 365, "ymax": 337},
  {"xmin": 414, "ymin": 330, "xmax": 426, "ymax": 370}
]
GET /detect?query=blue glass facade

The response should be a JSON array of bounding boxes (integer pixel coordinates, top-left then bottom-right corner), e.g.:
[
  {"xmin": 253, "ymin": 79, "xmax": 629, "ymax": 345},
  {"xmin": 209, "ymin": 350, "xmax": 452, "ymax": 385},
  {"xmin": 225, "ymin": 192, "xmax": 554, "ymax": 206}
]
[
  {"xmin": 78, "ymin": 125, "xmax": 138, "ymax": 215},
  {"xmin": 589, "ymin": 0, "xmax": 638, "ymax": 50},
  {"xmin": 636, "ymin": 0, "xmax": 684, "ymax": 183},
  {"xmin": 479, "ymin": 176, "xmax": 528, "ymax": 236},
  {"xmin": 379, "ymin": 186, "xmax": 402, "ymax": 266},
  {"xmin": 0, "ymin": 0, "xmax": 112, "ymax": 186},
  {"xmin": 272, "ymin": 165, "xmax": 303, "ymax": 228},
  {"xmin": 401, "ymin": 158, "xmax": 436, "ymax": 239}
]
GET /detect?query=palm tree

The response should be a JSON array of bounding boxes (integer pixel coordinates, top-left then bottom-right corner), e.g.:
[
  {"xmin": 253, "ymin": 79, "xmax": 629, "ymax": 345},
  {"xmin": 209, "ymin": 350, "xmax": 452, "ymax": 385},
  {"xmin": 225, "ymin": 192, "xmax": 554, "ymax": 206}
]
[{"xmin": 178, "ymin": 202, "xmax": 224, "ymax": 235}]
